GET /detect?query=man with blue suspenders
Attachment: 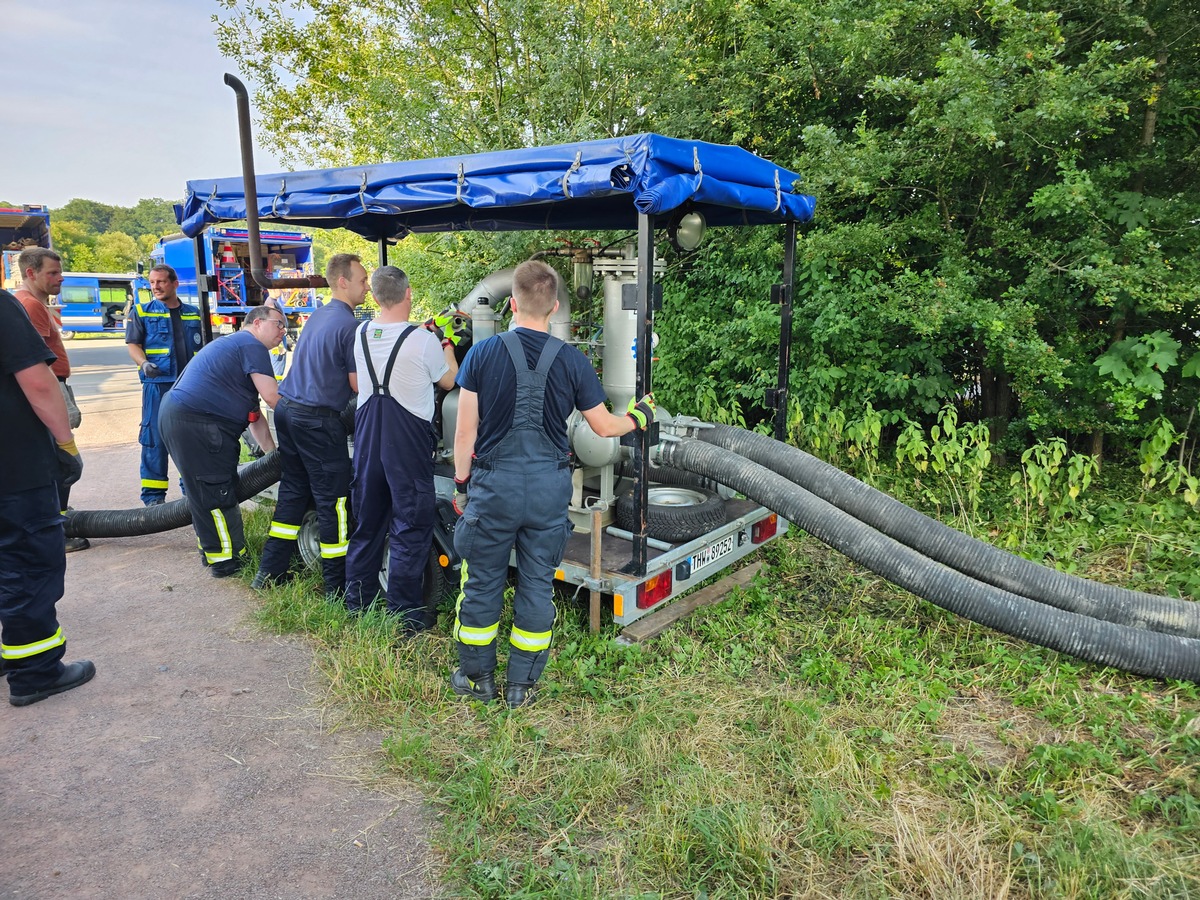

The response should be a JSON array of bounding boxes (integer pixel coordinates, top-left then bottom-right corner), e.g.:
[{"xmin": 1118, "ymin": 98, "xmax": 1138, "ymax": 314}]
[
  {"xmin": 125, "ymin": 265, "xmax": 203, "ymax": 506},
  {"xmin": 343, "ymin": 266, "xmax": 459, "ymax": 629},
  {"xmin": 450, "ymin": 259, "xmax": 656, "ymax": 708},
  {"xmin": 252, "ymin": 254, "xmax": 366, "ymax": 598}
]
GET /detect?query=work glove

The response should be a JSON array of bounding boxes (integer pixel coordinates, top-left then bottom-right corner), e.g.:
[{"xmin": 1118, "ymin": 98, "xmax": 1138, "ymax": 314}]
[
  {"xmin": 626, "ymin": 393, "xmax": 657, "ymax": 431},
  {"xmin": 452, "ymin": 475, "xmax": 470, "ymax": 516},
  {"xmin": 140, "ymin": 360, "xmax": 164, "ymax": 379},
  {"xmin": 56, "ymin": 438, "xmax": 84, "ymax": 488},
  {"xmin": 425, "ymin": 310, "xmax": 469, "ymax": 347}
]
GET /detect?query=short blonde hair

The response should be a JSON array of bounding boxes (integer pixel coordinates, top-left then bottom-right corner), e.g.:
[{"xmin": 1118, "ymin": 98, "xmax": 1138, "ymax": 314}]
[{"xmin": 511, "ymin": 259, "xmax": 559, "ymax": 318}]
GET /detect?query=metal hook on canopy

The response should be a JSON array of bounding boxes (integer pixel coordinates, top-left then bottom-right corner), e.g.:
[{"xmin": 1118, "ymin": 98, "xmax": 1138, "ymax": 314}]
[
  {"xmin": 772, "ymin": 170, "xmax": 782, "ymax": 212},
  {"xmin": 358, "ymin": 173, "xmax": 370, "ymax": 214},
  {"xmin": 561, "ymin": 150, "xmax": 583, "ymax": 198},
  {"xmin": 270, "ymin": 179, "xmax": 287, "ymax": 217},
  {"xmin": 693, "ymin": 146, "xmax": 704, "ymax": 190},
  {"xmin": 202, "ymin": 184, "xmax": 220, "ymax": 217},
  {"xmin": 456, "ymin": 163, "xmax": 466, "ymax": 203}
]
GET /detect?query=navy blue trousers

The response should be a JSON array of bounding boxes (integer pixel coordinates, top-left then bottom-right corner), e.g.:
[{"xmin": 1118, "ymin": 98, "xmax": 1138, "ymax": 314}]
[
  {"xmin": 0, "ymin": 484, "xmax": 68, "ymax": 695},
  {"xmin": 344, "ymin": 398, "xmax": 435, "ymax": 626},
  {"xmin": 258, "ymin": 399, "xmax": 352, "ymax": 596}
]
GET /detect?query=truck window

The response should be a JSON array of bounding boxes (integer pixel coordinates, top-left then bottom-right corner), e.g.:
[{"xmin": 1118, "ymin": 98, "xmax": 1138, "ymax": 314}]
[{"xmin": 60, "ymin": 286, "xmax": 93, "ymax": 304}]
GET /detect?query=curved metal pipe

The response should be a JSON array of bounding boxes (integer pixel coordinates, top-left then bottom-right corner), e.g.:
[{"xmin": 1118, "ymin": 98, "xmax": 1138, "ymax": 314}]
[{"xmin": 223, "ymin": 73, "xmax": 325, "ymax": 292}]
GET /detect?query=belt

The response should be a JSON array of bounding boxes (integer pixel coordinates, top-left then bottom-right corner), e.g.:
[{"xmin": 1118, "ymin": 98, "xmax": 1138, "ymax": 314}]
[
  {"xmin": 475, "ymin": 457, "xmax": 570, "ymax": 471},
  {"xmin": 284, "ymin": 398, "xmax": 340, "ymax": 418}
]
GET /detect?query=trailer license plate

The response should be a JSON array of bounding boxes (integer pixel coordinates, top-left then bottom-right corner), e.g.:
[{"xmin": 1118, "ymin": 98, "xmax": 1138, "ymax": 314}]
[{"xmin": 690, "ymin": 534, "xmax": 736, "ymax": 573}]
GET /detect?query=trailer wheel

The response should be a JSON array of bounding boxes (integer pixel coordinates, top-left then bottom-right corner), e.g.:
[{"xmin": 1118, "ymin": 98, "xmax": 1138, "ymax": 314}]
[
  {"xmin": 60, "ymin": 330, "xmax": 76, "ymax": 340},
  {"xmin": 615, "ymin": 486, "xmax": 726, "ymax": 544},
  {"xmin": 297, "ymin": 508, "xmax": 321, "ymax": 569}
]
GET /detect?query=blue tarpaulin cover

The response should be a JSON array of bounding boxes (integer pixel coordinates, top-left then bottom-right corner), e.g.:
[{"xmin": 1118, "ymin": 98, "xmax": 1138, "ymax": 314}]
[{"xmin": 176, "ymin": 134, "xmax": 815, "ymax": 239}]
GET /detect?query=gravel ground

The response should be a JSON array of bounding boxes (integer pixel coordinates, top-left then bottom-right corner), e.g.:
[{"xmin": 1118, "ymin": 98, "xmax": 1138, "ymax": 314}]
[{"xmin": 0, "ymin": 407, "xmax": 442, "ymax": 899}]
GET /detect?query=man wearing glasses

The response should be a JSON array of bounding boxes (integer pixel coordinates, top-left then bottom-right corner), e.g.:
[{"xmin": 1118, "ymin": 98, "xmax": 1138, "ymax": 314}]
[{"xmin": 157, "ymin": 305, "xmax": 285, "ymax": 577}]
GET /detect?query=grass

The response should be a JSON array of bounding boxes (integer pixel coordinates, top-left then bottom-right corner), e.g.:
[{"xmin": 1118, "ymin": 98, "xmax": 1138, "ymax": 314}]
[{"xmin": 237, "ymin": 470, "xmax": 1200, "ymax": 899}]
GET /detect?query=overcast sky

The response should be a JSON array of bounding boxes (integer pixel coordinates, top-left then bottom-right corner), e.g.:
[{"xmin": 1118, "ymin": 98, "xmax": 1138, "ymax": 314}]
[{"xmin": 0, "ymin": 0, "xmax": 285, "ymax": 210}]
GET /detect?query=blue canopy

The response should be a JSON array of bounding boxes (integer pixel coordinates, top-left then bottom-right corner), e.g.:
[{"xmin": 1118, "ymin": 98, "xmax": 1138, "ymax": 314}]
[{"xmin": 176, "ymin": 134, "xmax": 815, "ymax": 239}]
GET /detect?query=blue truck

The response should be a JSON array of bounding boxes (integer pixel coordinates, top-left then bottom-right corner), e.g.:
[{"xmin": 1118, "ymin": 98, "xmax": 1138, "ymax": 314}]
[
  {"xmin": 152, "ymin": 226, "xmax": 319, "ymax": 334},
  {"xmin": 0, "ymin": 203, "xmax": 53, "ymax": 291}
]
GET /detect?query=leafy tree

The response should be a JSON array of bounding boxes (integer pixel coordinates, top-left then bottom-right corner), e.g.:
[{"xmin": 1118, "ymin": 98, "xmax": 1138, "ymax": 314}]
[
  {"xmin": 49, "ymin": 219, "xmax": 97, "ymax": 272},
  {"xmin": 93, "ymin": 232, "xmax": 142, "ymax": 273},
  {"xmin": 213, "ymin": 0, "xmax": 1200, "ymax": 459},
  {"xmin": 56, "ymin": 198, "xmax": 117, "ymax": 235}
]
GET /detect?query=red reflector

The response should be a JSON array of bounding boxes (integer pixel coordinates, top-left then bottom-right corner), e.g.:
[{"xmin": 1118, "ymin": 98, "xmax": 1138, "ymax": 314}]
[
  {"xmin": 636, "ymin": 571, "xmax": 673, "ymax": 609},
  {"xmin": 751, "ymin": 514, "xmax": 778, "ymax": 544}
]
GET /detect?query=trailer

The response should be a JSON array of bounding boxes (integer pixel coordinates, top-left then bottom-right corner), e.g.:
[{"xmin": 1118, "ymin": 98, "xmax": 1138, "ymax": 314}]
[
  {"xmin": 178, "ymin": 85, "xmax": 814, "ymax": 628},
  {"xmin": 152, "ymin": 226, "xmax": 319, "ymax": 336}
]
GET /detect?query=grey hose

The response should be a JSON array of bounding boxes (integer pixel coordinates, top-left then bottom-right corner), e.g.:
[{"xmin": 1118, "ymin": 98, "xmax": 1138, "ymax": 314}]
[
  {"xmin": 659, "ymin": 437, "xmax": 1200, "ymax": 683},
  {"xmin": 699, "ymin": 424, "xmax": 1200, "ymax": 638}
]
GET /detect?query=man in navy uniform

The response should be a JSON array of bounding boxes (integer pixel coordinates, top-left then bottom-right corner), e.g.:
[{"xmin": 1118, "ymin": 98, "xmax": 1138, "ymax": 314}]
[
  {"xmin": 252, "ymin": 254, "xmax": 367, "ymax": 598},
  {"xmin": 158, "ymin": 305, "xmax": 284, "ymax": 577},
  {"xmin": 450, "ymin": 260, "xmax": 655, "ymax": 708},
  {"xmin": 0, "ymin": 289, "xmax": 93, "ymax": 706}
]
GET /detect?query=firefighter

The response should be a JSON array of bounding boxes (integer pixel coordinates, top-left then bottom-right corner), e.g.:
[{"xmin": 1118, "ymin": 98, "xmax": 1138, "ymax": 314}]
[
  {"xmin": 343, "ymin": 266, "xmax": 459, "ymax": 627},
  {"xmin": 125, "ymin": 264, "xmax": 203, "ymax": 506},
  {"xmin": 0, "ymin": 289, "xmax": 94, "ymax": 706},
  {"xmin": 252, "ymin": 254, "xmax": 367, "ymax": 598},
  {"xmin": 450, "ymin": 259, "xmax": 655, "ymax": 708},
  {"xmin": 157, "ymin": 305, "xmax": 283, "ymax": 577}
]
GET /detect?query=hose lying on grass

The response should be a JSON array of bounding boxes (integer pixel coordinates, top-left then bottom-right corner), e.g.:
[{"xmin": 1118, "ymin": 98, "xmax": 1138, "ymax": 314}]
[
  {"xmin": 699, "ymin": 424, "xmax": 1200, "ymax": 639},
  {"xmin": 658, "ymin": 436, "xmax": 1200, "ymax": 684}
]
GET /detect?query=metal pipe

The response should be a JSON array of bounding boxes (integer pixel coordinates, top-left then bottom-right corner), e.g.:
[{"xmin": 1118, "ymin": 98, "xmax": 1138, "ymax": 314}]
[
  {"xmin": 223, "ymin": 73, "xmax": 325, "ymax": 292},
  {"xmin": 590, "ymin": 507, "xmax": 602, "ymax": 633},
  {"xmin": 774, "ymin": 221, "xmax": 796, "ymax": 441}
]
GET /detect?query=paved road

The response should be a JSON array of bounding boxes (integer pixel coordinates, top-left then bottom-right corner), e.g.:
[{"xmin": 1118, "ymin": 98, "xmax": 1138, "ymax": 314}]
[{"xmin": 66, "ymin": 335, "xmax": 142, "ymax": 447}]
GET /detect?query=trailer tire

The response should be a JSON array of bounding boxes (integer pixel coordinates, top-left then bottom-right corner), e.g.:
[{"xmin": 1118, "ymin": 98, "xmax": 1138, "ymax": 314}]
[
  {"xmin": 61, "ymin": 330, "xmax": 76, "ymax": 340},
  {"xmin": 615, "ymin": 486, "xmax": 726, "ymax": 544},
  {"xmin": 297, "ymin": 508, "xmax": 321, "ymax": 569}
]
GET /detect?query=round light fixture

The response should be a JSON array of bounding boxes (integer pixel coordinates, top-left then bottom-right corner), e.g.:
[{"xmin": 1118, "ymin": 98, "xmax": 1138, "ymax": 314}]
[{"xmin": 668, "ymin": 210, "xmax": 707, "ymax": 252}]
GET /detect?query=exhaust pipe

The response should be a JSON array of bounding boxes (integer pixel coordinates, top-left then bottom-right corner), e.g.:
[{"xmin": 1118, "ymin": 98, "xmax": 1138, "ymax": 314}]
[{"xmin": 223, "ymin": 73, "xmax": 326, "ymax": 292}]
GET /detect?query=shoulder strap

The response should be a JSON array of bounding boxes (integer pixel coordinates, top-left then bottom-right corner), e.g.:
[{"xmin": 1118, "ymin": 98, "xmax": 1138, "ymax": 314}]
[
  {"xmin": 359, "ymin": 322, "xmax": 416, "ymax": 397},
  {"xmin": 498, "ymin": 329, "xmax": 527, "ymax": 372}
]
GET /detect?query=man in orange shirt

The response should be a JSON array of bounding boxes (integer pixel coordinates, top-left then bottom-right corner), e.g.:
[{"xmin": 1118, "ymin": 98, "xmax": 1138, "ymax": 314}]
[{"xmin": 14, "ymin": 248, "xmax": 88, "ymax": 552}]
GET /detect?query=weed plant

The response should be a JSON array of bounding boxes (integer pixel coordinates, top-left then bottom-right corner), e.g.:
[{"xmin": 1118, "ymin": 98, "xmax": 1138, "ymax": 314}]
[{"xmin": 239, "ymin": 412, "xmax": 1200, "ymax": 899}]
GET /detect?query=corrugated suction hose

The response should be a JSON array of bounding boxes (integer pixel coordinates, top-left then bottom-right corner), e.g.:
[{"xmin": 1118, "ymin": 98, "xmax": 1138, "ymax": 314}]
[
  {"xmin": 659, "ymin": 437, "xmax": 1200, "ymax": 683},
  {"xmin": 700, "ymin": 424, "xmax": 1200, "ymax": 639}
]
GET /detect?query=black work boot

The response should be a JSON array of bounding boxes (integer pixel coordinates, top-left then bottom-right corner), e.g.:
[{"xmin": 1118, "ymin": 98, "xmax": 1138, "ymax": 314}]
[
  {"xmin": 450, "ymin": 668, "xmax": 497, "ymax": 703},
  {"xmin": 504, "ymin": 681, "xmax": 537, "ymax": 709},
  {"xmin": 10, "ymin": 660, "xmax": 96, "ymax": 707}
]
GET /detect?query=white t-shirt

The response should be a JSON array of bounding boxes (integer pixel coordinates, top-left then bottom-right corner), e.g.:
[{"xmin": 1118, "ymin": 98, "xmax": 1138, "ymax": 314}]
[{"xmin": 352, "ymin": 321, "xmax": 449, "ymax": 422}]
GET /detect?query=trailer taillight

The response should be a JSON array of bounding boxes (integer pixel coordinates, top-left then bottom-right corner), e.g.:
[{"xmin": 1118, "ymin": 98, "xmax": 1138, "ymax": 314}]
[
  {"xmin": 636, "ymin": 571, "xmax": 673, "ymax": 609},
  {"xmin": 751, "ymin": 514, "xmax": 778, "ymax": 544},
  {"xmin": 210, "ymin": 314, "xmax": 223, "ymax": 326}
]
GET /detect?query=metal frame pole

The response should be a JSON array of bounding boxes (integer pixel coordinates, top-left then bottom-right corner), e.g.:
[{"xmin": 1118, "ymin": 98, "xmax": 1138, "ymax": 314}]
[
  {"xmin": 626, "ymin": 211, "xmax": 656, "ymax": 576},
  {"xmin": 194, "ymin": 235, "xmax": 214, "ymax": 345},
  {"xmin": 774, "ymin": 221, "xmax": 797, "ymax": 442}
]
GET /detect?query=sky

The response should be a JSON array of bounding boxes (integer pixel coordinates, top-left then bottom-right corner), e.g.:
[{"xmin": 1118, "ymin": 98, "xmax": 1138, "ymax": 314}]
[{"xmin": 0, "ymin": 0, "xmax": 286, "ymax": 210}]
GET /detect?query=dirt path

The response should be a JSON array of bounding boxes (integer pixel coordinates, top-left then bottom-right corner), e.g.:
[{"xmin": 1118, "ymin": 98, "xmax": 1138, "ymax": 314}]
[{"xmin": 0, "ymin": 437, "xmax": 441, "ymax": 899}]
